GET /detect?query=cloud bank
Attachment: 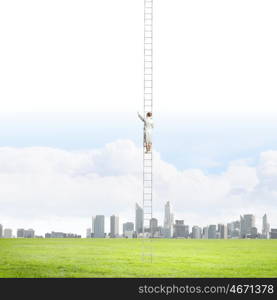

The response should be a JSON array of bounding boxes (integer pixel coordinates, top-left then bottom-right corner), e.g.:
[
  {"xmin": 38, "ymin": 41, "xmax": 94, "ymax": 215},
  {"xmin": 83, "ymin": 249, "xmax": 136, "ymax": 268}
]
[{"xmin": 0, "ymin": 140, "xmax": 276, "ymax": 235}]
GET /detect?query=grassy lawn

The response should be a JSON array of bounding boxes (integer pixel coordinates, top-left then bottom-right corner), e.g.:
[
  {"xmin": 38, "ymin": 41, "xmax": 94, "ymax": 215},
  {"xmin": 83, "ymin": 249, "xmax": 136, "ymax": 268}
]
[{"xmin": 0, "ymin": 238, "xmax": 276, "ymax": 278}]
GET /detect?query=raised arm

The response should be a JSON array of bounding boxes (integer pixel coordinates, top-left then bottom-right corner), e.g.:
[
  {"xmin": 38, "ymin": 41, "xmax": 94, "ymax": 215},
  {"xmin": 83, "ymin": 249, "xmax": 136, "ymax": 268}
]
[{"xmin": 137, "ymin": 112, "xmax": 145, "ymax": 123}]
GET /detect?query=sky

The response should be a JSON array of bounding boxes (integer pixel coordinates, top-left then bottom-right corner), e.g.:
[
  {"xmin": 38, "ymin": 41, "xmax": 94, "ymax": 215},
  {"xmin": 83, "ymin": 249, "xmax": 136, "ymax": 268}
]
[{"xmin": 0, "ymin": 0, "xmax": 277, "ymax": 236}]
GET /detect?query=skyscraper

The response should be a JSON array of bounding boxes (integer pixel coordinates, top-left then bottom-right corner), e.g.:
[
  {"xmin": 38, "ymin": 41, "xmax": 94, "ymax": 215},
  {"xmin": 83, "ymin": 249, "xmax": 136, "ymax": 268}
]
[
  {"xmin": 250, "ymin": 227, "xmax": 258, "ymax": 238},
  {"xmin": 91, "ymin": 216, "xmax": 95, "ymax": 237},
  {"xmin": 240, "ymin": 214, "xmax": 255, "ymax": 238},
  {"xmin": 262, "ymin": 214, "xmax": 270, "ymax": 239},
  {"xmin": 208, "ymin": 225, "xmax": 217, "ymax": 239},
  {"xmin": 270, "ymin": 229, "xmax": 277, "ymax": 239},
  {"xmin": 218, "ymin": 224, "xmax": 227, "ymax": 239},
  {"xmin": 4, "ymin": 228, "xmax": 12, "ymax": 238},
  {"xmin": 135, "ymin": 203, "xmax": 143, "ymax": 235},
  {"xmin": 163, "ymin": 201, "xmax": 173, "ymax": 238},
  {"xmin": 94, "ymin": 215, "xmax": 105, "ymax": 238},
  {"xmin": 24, "ymin": 229, "xmax": 35, "ymax": 238},
  {"xmin": 86, "ymin": 228, "xmax": 92, "ymax": 238},
  {"xmin": 123, "ymin": 222, "xmax": 134, "ymax": 236},
  {"xmin": 173, "ymin": 220, "xmax": 189, "ymax": 238},
  {"xmin": 110, "ymin": 215, "xmax": 119, "ymax": 238},
  {"xmin": 149, "ymin": 218, "xmax": 158, "ymax": 237},
  {"xmin": 203, "ymin": 226, "xmax": 208, "ymax": 239},
  {"xmin": 17, "ymin": 228, "xmax": 25, "ymax": 238},
  {"xmin": 192, "ymin": 226, "xmax": 201, "ymax": 239}
]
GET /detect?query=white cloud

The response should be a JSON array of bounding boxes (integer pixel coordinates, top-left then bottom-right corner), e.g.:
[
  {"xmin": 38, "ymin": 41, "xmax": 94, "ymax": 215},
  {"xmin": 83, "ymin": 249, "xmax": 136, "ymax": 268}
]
[{"xmin": 0, "ymin": 140, "xmax": 277, "ymax": 236}]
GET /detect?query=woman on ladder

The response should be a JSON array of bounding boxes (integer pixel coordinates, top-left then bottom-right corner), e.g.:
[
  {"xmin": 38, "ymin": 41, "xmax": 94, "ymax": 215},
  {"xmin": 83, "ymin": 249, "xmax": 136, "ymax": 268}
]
[{"xmin": 137, "ymin": 111, "xmax": 153, "ymax": 153}]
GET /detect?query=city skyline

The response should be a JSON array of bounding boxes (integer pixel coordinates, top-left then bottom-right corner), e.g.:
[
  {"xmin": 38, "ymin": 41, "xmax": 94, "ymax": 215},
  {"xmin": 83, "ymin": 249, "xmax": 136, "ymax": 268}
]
[{"xmin": 1, "ymin": 204, "xmax": 274, "ymax": 239}]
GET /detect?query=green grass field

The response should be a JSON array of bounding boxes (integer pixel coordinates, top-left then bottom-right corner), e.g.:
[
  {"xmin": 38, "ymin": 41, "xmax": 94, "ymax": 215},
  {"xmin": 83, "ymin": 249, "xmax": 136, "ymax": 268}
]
[{"xmin": 0, "ymin": 238, "xmax": 277, "ymax": 278}]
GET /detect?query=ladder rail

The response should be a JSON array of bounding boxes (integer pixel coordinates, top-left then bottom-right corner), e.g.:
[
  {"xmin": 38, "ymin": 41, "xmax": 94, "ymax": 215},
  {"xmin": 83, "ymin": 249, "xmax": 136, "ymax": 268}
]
[{"xmin": 142, "ymin": 0, "xmax": 153, "ymax": 263}]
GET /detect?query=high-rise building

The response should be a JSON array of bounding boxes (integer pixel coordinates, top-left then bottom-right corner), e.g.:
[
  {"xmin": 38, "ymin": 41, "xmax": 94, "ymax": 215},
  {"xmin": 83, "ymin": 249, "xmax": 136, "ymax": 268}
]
[
  {"xmin": 135, "ymin": 203, "xmax": 143, "ymax": 235},
  {"xmin": 86, "ymin": 228, "xmax": 92, "ymax": 238},
  {"xmin": 24, "ymin": 229, "xmax": 35, "ymax": 238},
  {"xmin": 218, "ymin": 224, "xmax": 227, "ymax": 239},
  {"xmin": 240, "ymin": 215, "xmax": 255, "ymax": 238},
  {"xmin": 227, "ymin": 221, "xmax": 240, "ymax": 238},
  {"xmin": 227, "ymin": 222, "xmax": 232, "ymax": 237},
  {"xmin": 94, "ymin": 215, "xmax": 105, "ymax": 238},
  {"xmin": 192, "ymin": 226, "xmax": 201, "ymax": 239},
  {"xmin": 123, "ymin": 222, "xmax": 134, "ymax": 237},
  {"xmin": 208, "ymin": 225, "xmax": 217, "ymax": 239},
  {"xmin": 4, "ymin": 228, "xmax": 12, "ymax": 238},
  {"xmin": 203, "ymin": 226, "xmax": 208, "ymax": 239},
  {"xmin": 0, "ymin": 224, "xmax": 3, "ymax": 238},
  {"xmin": 149, "ymin": 218, "xmax": 158, "ymax": 237},
  {"xmin": 262, "ymin": 214, "xmax": 270, "ymax": 239},
  {"xmin": 250, "ymin": 227, "xmax": 258, "ymax": 238},
  {"xmin": 163, "ymin": 201, "xmax": 173, "ymax": 238},
  {"xmin": 270, "ymin": 229, "xmax": 277, "ymax": 239},
  {"xmin": 17, "ymin": 228, "xmax": 25, "ymax": 238},
  {"xmin": 91, "ymin": 216, "xmax": 95, "ymax": 237},
  {"xmin": 173, "ymin": 220, "xmax": 189, "ymax": 238},
  {"xmin": 110, "ymin": 215, "xmax": 119, "ymax": 238}
]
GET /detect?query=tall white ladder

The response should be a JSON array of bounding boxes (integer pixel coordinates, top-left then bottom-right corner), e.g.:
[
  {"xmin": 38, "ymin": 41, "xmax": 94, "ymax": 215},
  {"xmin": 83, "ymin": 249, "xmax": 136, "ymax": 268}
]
[{"xmin": 142, "ymin": 0, "xmax": 153, "ymax": 262}]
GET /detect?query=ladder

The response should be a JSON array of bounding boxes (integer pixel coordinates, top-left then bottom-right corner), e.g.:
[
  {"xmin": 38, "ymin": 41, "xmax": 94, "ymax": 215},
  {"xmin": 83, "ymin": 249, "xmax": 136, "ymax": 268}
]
[{"xmin": 142, "ymin": 0, "xmax": 153, "ymax": 262}]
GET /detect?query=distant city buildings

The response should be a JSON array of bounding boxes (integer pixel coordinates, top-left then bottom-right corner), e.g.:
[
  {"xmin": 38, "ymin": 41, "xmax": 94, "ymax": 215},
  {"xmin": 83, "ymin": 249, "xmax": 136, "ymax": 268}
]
[
  {"xmin": 91, "ymin": 216, "xmax": 95, "ymax": 237},
  {"xmin": 227, "ymin": 221, "xmax": 240, "ymax": 238},
  {"xmin": 173, "ymin": 220, "xmax": 189, "ymax": 238},
  {"xmin": 192, "ymin": 226, "xmax": 201, "ymax": 239},
  {"xmin": 86, "ymin": 228, "xmax": 92, "ymax": 238},
  {"xmin": 0, "ymin": 202, "xmax": 275, "ymax": 240},
  {"xmin": 218, "ymin": 224, "xmax": 227, "ymax": 239},
  {"xmin": 251, "ymin": 227, "xmax": 258, "ymax": 238},
  {"xmin": 110, "ymin": 215, "xmax": 119, "ymax": 238},
  {"xmin": 135, "ymin": 203, "xmax": 143, "ymax": 235},
  {"xmin": 208, "ymin": 225, "xmax": 217, "ymax": 239},
  {"xmin": 4, "ymin": 228, "xmax": 12, "ymax": 238},
  {"xmin": 149, "ymin": 218, "xmax": 158, "ymax": 237},
  {"xmin": 262, "ymin": 214, "xmax": 270, "ymax": 239},
  {"xmin": 240, "ymin": 214, "xmax": 255, "ymax": 238},
  {"xmin": 16, "ymin": 228, "xmax": 35, "ymax": 238},
  {"xmin": 270, "ymin": 229, "xmax": 277, "ymax": 239},
  {"xmin": 94, "ymin": 215, "xmax": 105, "ymax": 238},
  {"xmin": 17, "ymin": 228, "xmax": 24, "ymax": 238},
  {"xmin": 24, "ymin": 229, "xmax": 35, "ymax": 238},
  {"xmin": 45, "ymin": 231, "xmax": 81, "ymax": 238},
  {"xmin": 203, "ymin": 226, "xmax": 208, "ymax": 239},
  {"xmin": 124, "ymin": 231, "xmax": 134, "ymax": 239},
  {"xmin": 123, "ymin": 222, "xmax": 134, "ymax": 237},
  {"xmin": 163, "ymin": 201, "xmax": 174, "ymax": 238}
]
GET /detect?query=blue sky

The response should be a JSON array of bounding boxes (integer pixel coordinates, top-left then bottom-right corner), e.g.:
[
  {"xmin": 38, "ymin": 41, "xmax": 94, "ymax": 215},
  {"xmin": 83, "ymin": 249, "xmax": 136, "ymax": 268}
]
[
  {"xmin": 2, "ymin": 112, "xmax": 277, "ymax": 173},
  {"xmin": 1, "ymin": 112, "xmax": 277, "ymax": 234},
  {"xmin": 1, "ymin": 0, "xmax": 277, "ymax": 235}
]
